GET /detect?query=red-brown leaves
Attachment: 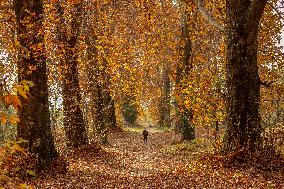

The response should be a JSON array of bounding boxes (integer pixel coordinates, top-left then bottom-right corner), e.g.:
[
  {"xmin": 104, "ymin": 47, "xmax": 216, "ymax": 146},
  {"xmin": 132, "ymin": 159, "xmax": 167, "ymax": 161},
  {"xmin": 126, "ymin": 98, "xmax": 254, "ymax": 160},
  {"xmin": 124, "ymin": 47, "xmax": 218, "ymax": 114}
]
[{"xmin": 27, "ymin": 129, "xmax": 284, "ymax": 188}]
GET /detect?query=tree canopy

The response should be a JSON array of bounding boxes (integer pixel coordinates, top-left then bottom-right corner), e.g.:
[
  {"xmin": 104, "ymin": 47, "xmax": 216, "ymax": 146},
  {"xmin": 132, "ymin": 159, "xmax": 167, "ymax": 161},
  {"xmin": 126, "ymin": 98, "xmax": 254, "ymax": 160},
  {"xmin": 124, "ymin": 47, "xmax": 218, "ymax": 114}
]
[{"xmin": 0, "ymin": 0, "xmax": 284, "ymax": 188}]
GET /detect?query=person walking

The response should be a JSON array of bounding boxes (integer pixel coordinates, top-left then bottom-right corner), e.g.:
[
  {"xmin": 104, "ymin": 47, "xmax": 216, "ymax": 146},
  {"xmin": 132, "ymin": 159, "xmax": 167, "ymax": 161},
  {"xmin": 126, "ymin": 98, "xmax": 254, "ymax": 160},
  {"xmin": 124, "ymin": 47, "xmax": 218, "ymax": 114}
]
[{"xmin": 143, "ymin": 128, "xmax": 149, "ymax": 143}]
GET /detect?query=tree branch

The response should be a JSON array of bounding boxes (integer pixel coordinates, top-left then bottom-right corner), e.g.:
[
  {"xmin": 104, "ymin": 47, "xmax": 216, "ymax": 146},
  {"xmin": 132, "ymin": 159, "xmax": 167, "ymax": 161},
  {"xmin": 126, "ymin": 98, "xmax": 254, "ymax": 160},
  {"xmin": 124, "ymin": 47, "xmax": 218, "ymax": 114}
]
[
  {"xmin": 0, "ymin": 5, "xmax": 12, "ymax": 10},
  {"xmin": 0, "ymin": 16, "xmax": 12, "ymax": 22},
  {"xmin": 260, "ymin": 79, "xmax": 273, "ymax": 88},
  {"xmin": 267, "ymin": 2, "xmax": 284, "ymax": 20},
  {"xmin": 247, "ymin": 0, "xmax": 268, "ymax": 35},
  {"xmin": 191, "ymin": 0, "xmax": 225, "ymax": 31}
]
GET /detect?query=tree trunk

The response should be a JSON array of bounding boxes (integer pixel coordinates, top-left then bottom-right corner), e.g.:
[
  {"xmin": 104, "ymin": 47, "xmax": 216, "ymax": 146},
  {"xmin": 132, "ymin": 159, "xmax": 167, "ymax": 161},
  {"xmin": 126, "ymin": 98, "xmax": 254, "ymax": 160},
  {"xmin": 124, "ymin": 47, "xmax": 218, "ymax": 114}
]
[
  {"xmin": 224, "ymin": 0, "xmax": 267, "ymax": 153},
  {"xmin": 57, "ymin": 2, "xmax": 88, "ymax": 149},
  {"xmin": 82, "ymin": 2, "xmax": 114, "ymax": 143},
  {"xmin": 175, "ymin": 8, "xmax": 195, "ymax": 141},
  {"xmin": 159, "ymin": 64, "xmax": 171, "ymax": 127},
  {"xmin": 85, "ymin": 35, "xmax": 107, "ymax": 143},
  {"xmin": 62, "ymin": 48, "xmax": 88, "ymax": 149},
  {"xmin": 122, "ymin": 94, "xmax": 138, "ymax": 125},
  {"xmin": 14, "ymin": 0, "xmax": 58, "ymax": 168},
  {"xmin": 95, "ymin": 85, "xmax": 108, "ymax": 143},
  {"xmin": 103, "ymin": 89, "xmax": 117, "ymax": 128},
  {"xmin": 158, "ymin": 0, "xmax": 171, "ymax": 128},
  {"xmin": 102, "ymin": 62, "xmax": 117, "ymax": 129}
]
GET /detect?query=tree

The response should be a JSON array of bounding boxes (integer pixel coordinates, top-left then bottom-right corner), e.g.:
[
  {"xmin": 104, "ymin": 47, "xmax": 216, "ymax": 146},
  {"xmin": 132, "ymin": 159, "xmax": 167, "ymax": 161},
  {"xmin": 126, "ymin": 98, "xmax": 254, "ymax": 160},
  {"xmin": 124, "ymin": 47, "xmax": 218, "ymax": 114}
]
[
  {"xmin": 13, "ymin": 0, "xmax": 58, "ymax": 168},
  {"xmin": 82, "ymin": 4, "xmax": 108, "ymax": 143},
  {"xmin": 101, "ymin": 58, "xmax": 117, "ymax": 129},
  {"xmin": 175, "ymin": 5, "xmax": 195, "ymax": 141},
  {"xmin": 182, "ymin": 0, "xmax": 269, "ymax": 154},
  {"xmin": 122, "ymin": 95, "xmax": 138, "ymax": 125},
  {"xmin": 224, "ymin": 0, "xmax": 268, "ymax": 153},
  {"xmin": 79, "ymin": 1, "xmax": 117, "ymax": 143},
  {"xmin": 56, "ymin": 2, "xmax": 88, "ymax": 149},
  {"xmin": 159, "ymin": 63, "xmax": 171, "ymax": 127},
  {"xmin": 159, "ymin": 0, "xmax": 171, "ymax": 128}
]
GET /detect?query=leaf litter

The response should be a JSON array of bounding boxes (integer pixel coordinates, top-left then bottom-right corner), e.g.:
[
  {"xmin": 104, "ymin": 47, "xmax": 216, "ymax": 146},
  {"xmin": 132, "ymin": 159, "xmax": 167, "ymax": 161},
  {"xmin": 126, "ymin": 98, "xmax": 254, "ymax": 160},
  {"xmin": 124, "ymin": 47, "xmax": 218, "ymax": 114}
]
[{"xmin": 28, "ymin": 129, "xmax": 284, "ymax": 188}]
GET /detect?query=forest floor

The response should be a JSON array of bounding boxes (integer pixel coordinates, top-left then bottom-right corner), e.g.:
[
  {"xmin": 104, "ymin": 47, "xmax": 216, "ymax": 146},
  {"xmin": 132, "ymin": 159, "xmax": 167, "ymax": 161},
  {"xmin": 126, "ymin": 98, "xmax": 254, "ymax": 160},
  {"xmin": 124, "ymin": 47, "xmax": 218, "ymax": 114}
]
[{"xmin": 30, "ymin": 128, "xmax": 284, "ymax": 189}]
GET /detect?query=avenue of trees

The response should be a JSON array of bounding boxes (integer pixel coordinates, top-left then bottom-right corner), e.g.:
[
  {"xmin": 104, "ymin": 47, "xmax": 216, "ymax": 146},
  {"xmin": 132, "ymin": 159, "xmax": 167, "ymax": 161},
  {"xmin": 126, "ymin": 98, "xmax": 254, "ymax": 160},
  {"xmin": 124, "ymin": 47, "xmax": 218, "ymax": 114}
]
[{"xmin": 0, "ymin": 0, "xmax": 283, "ymax": 173}]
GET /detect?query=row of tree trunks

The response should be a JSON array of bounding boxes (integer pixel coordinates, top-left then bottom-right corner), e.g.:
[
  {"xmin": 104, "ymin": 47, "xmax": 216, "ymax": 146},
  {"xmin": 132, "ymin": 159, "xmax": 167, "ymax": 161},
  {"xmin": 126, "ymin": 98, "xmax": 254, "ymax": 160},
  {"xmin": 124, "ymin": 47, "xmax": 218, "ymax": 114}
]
[
  {"xmin": 181, "ymin": 0, "xmax": 268, "ymax": 154},
  {"xmin": 14, "ymin": 0, "xmax": 119, "ymax": 169},
  {"xmin": 14, "ymin": 0, "xmax": 58, "ymax": 168},
  {"xmin": 179, "ymin": 0, "xmax": 269, "ymax": 156}
]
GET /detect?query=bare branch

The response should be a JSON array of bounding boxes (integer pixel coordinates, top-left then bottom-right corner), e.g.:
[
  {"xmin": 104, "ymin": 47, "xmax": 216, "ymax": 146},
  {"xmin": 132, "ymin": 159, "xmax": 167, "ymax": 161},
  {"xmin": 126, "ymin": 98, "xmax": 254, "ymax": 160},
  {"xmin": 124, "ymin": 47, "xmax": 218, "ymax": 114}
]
[
  {"xmin": 268, "ymin": 2, "xmax": 284, "ymax": 20},
  {"xmin": 260, "ymin": 79, "xmax": 273, "ymax": 88},
  {"xmin": 0, "ymin": 5, "xmax": 12, "ymax": 10},
  {"xmin": 0, "ymin": 16, "xmax": 12, "ymax": 22},
  {"xmin": 192, "ymin": 0, "xmax": 225, "ymax": 31},
  {"xmin": 246, "ymin": 0, "xmax": 268, "ymax": 33}
]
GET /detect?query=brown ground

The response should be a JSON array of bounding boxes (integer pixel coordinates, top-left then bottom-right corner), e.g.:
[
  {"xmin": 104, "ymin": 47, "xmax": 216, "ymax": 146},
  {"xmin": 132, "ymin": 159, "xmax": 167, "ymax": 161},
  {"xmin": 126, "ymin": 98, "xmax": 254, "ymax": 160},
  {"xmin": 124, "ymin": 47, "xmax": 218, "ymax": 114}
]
[{"xmin": 30, "ymin": 128, "xmax": 284, "ymax": 189}]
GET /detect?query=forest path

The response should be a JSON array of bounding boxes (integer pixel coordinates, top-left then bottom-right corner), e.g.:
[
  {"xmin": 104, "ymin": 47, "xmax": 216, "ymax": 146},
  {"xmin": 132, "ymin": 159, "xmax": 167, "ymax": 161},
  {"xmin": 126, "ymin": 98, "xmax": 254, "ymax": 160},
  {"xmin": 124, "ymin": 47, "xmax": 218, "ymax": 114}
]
[
  {"xmin": 35, "ymin": 129, "xmax": 193, "ymax": 188},
  {"xmin": 33, "ymin": 128, "xmax": 284, "ymax": 188}
]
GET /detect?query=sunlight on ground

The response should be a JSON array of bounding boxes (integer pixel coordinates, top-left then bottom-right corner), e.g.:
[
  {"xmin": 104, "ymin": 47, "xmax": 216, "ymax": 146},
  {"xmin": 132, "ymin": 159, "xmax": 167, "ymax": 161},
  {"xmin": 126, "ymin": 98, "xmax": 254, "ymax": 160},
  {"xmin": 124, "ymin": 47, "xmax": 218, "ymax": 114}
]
[{"xmin": 123, "ymin": 126, "xmax": 172, "ymax": 133}]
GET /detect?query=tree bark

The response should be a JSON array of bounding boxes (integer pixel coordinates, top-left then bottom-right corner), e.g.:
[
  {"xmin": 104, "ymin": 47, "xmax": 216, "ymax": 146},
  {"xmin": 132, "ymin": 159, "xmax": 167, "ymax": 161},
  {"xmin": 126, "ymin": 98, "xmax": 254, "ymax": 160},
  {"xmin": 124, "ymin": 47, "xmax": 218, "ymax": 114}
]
[
  {"xmin": 101, "ymin": 59, "xmax": 117, "ymax": 129},
  {"xmin": 175, "ymin": 8, "xmax": 195, "ymax": 141},
  {"xmin": 57, "ymin": 2, "xmax": 88, "ymax": 149},
  {"xmin": 102, "ymin": 87, "xmax": 117, "ymax": 129},
  {"xmin": 84, "ymin": 34, "xmax": 107, "ymax": 143},
  {"xmin": 159, "ymin": 63, "xmax": 171, "ymax": 127},
  {"xmin": 224, "ymin": 0, "xmax": 268, "ymax": 153},
  {"xmin": 14, "ymin": 0, "xmax": 58, "ymax": 168},
  {"xmin": 159, "ymin": 0, "xmax": 171, "ymax": 128}
]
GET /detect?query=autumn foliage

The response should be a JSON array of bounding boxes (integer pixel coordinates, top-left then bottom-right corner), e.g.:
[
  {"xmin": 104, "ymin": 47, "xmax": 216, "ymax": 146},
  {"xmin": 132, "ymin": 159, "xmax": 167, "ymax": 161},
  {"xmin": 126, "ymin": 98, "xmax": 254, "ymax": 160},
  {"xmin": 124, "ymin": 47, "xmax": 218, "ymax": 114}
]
[{"xmin": 0, "ymin": 0, "xmax": 284, "ymax": 188}]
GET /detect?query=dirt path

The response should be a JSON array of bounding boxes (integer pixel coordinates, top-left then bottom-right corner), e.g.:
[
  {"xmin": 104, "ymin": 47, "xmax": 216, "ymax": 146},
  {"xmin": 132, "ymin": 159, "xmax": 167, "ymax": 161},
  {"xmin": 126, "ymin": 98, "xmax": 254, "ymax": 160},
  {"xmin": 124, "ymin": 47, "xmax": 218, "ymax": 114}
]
[
  {"xmin": 34, "ymin": 129, "xmax": 189, "ymax": 188},
  {"xmin": 32, "ymin": 129, "xmax": 284, "ymax": 188}
]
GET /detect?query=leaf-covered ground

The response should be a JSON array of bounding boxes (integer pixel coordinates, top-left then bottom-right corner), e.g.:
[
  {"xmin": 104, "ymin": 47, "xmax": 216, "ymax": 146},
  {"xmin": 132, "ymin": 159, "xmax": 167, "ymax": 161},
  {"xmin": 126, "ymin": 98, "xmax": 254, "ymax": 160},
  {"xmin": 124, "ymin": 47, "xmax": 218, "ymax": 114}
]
[{"xmin": 30, "ymin": 128, "xmax": 284, "ymax": 188}]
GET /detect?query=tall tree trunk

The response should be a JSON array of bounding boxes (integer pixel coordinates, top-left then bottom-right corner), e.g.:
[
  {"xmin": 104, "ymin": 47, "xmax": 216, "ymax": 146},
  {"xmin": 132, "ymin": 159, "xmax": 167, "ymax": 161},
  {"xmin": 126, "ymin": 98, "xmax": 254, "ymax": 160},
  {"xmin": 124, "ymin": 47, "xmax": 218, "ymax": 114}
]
[
  {"xmin": 103, "ymin": 87, "xmax": 117, "ymax": 128},
  {"xmin": 57, "ymin": 2, "xmax": 88, "ymax": 149},
  {"xmin": 175, "ymin": 8, "xmax": 195, "ymax": 141},
  {"xmin": 102, "ymin": 59, "xmax": 117, "ymax": 129},
  {"xmin": 82, "ymin": 1, "xmax": 113, "ymax": 143},
  {"xmin": 159, "ymin": 0, "xmax": 171, "ymax": 128},
  {"xmin": 14, "ymin": 0, "xmax": 58, "ymax": 168},
  {"xmin": 95, "ymin": 85, "xmax": 108, "ymax": 143},
  {"xmin": 159, "ymin": 64, "xmax": 171, "ymax": 127},
  {"xmin": 224, "ymin": 0, "xmax": 267, "ymax": 153},
  {"xmin": 85, "ymin": 35, "xmax": 107, "ymax": 143}
]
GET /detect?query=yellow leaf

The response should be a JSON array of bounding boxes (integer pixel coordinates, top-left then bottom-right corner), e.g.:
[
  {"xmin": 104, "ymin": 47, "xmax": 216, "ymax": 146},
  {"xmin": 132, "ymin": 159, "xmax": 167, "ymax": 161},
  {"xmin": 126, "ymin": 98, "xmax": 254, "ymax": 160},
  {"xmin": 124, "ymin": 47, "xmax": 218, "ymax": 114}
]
[
  {"xmin": 26, "ymin": 170, "xmax": 36, "ymax": 177},
  {"xmin": 1, "ymin": 114, "xmax": 7, "ymax": 125},
  {"xmin": 12, "ymin": 144, "xmax": 27, "ymax": 156},
  {"xmin": 10, "ymin": 116, "xmax": 20, "ymax": 125},
  {"xmin": 18, "ymin": 183, "xmax": 32, "ymax": 189},
  {"xmin": 18, "ymin": 89, "xmax": 28, "ymax": 99},
  {"xmin": 4, "ymin": 95, "xmax": 12, "ymax": 106},
  {"xmin": 12, "ymin": 96, "xmax": 22, "ymax": 108}
]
